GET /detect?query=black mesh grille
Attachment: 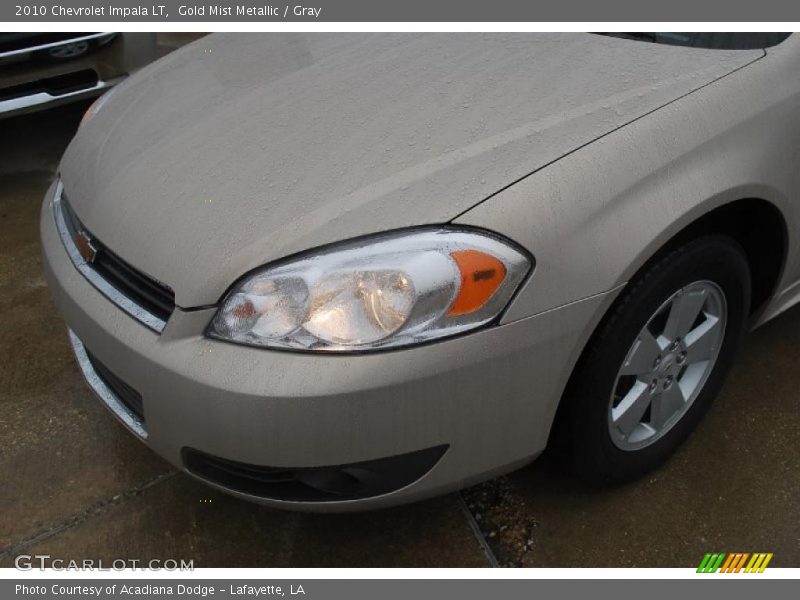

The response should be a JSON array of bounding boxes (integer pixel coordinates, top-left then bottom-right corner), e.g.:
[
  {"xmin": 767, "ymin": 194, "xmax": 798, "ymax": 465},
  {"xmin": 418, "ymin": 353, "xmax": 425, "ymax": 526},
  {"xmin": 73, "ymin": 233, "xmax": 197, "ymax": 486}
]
[
  {"xmin": 85, "ymin": 350, "xmax": 144, "ymax": 423},
  {"xmin": 61, "ymin": 197, "xmax": 175, "ymax": 325},
  {"xmin": 91, "ymin": 245, "xmax": 175, "ymax": 322}
]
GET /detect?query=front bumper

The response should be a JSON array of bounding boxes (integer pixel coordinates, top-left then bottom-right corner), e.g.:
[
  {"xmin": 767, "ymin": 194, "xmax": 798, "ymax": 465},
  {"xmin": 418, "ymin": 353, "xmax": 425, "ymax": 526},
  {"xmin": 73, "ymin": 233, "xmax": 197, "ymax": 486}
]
[
  {"xmin": 41, "ymin": 181, "xmax": 611, "ymax": 511},
  {"xmin": 0, "ymin": 33, "xmax": 157, "ymax": 119}
]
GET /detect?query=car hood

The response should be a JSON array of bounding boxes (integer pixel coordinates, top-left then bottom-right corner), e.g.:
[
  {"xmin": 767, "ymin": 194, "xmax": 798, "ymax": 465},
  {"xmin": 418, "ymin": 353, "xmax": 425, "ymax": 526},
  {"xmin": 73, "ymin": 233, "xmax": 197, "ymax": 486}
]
[{"xmin": 59, "ymin": 33, "xmax": 761, "ymax": 307}]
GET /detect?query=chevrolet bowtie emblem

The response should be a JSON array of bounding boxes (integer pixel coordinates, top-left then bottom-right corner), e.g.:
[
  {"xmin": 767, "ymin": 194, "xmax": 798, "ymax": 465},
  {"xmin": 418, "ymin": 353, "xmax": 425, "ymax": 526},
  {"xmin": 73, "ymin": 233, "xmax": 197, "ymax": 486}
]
[{"xmin": 75, "ymin": 230, "xmax": 97, "ymax": 264}]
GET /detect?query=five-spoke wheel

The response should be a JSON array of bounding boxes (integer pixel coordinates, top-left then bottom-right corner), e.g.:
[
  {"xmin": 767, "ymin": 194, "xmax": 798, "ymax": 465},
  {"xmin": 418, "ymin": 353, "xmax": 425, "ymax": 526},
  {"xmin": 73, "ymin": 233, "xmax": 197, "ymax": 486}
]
[
  {"xmin": 609, "ymin": 281, "xmax": 727, "ymax": 450},
  {"xmin": 562, "ymin": 236, "xmax": 750, "ymax": 484}
]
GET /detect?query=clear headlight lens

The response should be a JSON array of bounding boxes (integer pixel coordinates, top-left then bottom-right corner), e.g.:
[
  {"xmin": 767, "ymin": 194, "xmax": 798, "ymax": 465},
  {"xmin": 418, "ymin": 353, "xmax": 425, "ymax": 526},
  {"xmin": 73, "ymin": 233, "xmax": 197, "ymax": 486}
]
[{"xmin": 208, "ymin": 228, "xmax": 531, "ymax": 352}]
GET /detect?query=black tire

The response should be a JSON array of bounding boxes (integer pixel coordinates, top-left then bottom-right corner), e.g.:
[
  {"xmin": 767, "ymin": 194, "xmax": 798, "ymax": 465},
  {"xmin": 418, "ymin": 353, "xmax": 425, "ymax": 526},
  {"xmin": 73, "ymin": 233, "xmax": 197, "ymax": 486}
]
[{"xmin": 564, "ymin": 235, "xmax": 751, "ymax": 484}]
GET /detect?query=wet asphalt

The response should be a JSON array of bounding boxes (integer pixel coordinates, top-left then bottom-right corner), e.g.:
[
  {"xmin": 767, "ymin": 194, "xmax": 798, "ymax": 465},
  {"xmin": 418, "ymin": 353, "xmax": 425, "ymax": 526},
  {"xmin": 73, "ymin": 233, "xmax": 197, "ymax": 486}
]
[{"xmin": 1, "ymin": 77, "xmax": 798, "ymax": 569}]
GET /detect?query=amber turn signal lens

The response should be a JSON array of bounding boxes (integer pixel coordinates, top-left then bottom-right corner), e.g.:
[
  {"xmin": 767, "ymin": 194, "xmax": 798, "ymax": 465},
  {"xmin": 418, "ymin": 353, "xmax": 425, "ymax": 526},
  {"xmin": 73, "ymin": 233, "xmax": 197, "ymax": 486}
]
[{"xmin": 447, "ymin": 250, "xmax": 507, "ymax": 316}]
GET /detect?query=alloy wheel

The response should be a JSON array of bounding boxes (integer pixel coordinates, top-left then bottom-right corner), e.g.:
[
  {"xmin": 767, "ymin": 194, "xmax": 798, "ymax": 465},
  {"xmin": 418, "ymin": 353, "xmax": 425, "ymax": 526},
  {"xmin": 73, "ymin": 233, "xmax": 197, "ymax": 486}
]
[{"xmin": 608, "ymin": 281, "xmax": 727, "ymax": 451}]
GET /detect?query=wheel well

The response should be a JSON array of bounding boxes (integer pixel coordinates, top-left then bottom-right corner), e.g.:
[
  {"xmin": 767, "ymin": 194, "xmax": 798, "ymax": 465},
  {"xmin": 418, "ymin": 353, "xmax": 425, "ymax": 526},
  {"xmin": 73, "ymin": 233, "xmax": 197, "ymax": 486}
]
[
  {"xmin": 547, "ymin": 198, "xmax": 787, "ymax": 455},
  {"xmin": 648, "ymin": 199, "xmax": 787, "ymax": 316}
]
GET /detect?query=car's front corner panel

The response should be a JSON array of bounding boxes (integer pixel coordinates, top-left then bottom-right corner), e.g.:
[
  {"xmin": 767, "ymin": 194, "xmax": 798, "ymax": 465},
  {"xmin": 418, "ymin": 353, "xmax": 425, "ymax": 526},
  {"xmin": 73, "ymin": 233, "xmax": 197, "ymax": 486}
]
[
  {"xmin": 40, "ymin": 34, "xmax": 800, "ymax": 511},
  {"xmin": 40, "ymin": 179, "xmax": 615, "ymax": 509}
]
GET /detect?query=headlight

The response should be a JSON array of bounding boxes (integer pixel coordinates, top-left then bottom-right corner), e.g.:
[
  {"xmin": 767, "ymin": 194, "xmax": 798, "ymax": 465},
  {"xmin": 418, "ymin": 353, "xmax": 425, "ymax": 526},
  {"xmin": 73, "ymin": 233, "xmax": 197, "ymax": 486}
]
[{"xmin": 208, "ymin": 228, "xmax": 531, "ymax": 352}]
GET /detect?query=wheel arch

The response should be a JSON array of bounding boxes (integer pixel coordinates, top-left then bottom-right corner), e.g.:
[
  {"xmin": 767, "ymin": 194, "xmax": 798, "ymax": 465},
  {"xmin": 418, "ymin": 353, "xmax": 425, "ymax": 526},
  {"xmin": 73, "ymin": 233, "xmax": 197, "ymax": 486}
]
[
  {"xmin": 548, "ymin": 194, "xmax": 789, "ymax": 452},
  {"xmin": 618, "ymin": 193, "xmax": 789, "ymax": 322}
]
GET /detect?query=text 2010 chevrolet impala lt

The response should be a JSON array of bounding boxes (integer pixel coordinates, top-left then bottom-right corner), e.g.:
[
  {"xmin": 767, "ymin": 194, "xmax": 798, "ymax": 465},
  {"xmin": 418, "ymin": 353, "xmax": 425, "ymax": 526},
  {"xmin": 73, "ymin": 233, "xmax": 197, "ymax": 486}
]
[{"xmin": 42, "ymin": 33, "xmax": 800, "ymax": 510}]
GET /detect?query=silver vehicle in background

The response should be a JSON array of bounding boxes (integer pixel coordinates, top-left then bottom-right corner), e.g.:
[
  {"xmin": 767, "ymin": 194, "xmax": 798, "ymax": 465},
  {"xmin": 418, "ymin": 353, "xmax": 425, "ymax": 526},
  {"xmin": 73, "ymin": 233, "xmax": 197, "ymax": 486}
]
[
  {"xmin": 0, "ymin": 32, "xmax": 157, "ymax": 117},
  {"xmin": 41, "ymin": 33, "xmax": 800, "ymax": 510}
]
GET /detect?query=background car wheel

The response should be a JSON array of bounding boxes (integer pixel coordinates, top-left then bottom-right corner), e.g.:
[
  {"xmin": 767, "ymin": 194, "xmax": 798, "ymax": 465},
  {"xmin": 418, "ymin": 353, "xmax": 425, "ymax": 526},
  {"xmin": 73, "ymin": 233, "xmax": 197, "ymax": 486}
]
[{"xmin": 563, "ymin": 235, "xmax": 751, "ymax": 484}]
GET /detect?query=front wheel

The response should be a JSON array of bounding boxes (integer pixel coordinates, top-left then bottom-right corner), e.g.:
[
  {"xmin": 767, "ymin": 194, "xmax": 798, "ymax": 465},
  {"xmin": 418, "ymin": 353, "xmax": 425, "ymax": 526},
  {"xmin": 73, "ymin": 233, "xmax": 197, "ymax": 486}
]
[{"xmin": 564, "ymin": 235, "xmax": 751, "ymax": 484}]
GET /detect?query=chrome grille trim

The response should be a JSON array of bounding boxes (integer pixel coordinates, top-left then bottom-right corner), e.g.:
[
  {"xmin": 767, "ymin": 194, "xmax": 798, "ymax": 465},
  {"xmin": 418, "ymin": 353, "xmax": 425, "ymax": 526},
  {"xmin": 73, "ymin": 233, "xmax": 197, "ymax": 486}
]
[
  {"xmin": 0, "ymin": 32, "xmax": 117, "ymax": 60},
  {"xmin": 68, "ymin": 329, "xmax": 148, "ymax": 439},
  {"xmin": 0, "ymin": 76, "xmax": 122, "ymax": 118},
  {"xmin": 53, "ymin": 180, "xmax": 168, "ymax": 333}
]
